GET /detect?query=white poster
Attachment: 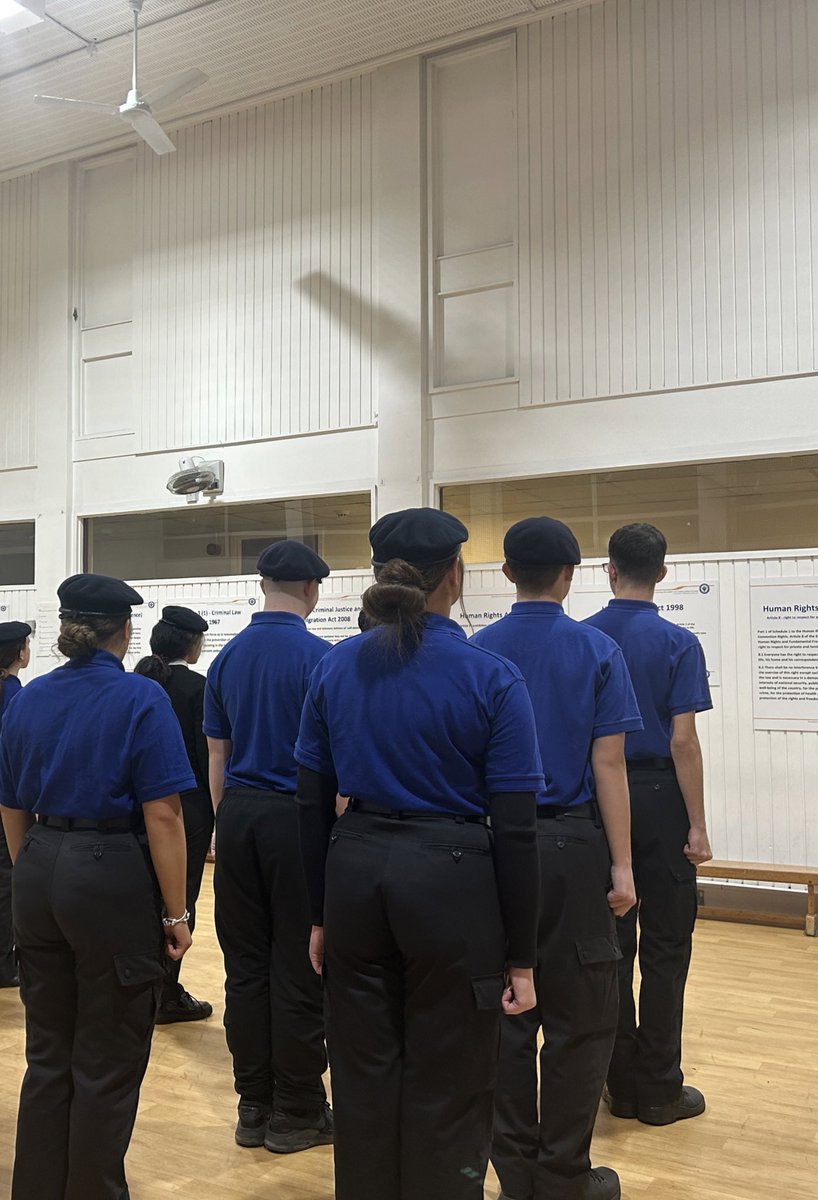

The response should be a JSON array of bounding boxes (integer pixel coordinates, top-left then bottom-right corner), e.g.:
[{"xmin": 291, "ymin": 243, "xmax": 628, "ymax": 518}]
[
  {"xmin": 750, "ymin": 579, "xmax": 818, "ymax": 730},
  {"xmin": 125, "ymin": 597, "xmax": 259, "ymax": 673},
  {"xmin": 567, "ymin": 582, "xmax": 722, "ymax": 687},
  {"xmin": 456, "ymin": 591, "xmax": 516, "ymax": 634},
  {"xmin": 307, "ymin": 595, "xmax": 364, "ymax": 645}
]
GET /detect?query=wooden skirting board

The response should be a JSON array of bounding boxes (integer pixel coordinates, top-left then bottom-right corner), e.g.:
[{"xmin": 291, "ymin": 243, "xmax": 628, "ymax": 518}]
[{"xmin": 698, "ymin": 860, "xmax": 818, "ymax": 936}]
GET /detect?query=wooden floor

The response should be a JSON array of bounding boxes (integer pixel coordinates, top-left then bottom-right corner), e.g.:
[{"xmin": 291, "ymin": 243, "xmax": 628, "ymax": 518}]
[{"xmin": 1, "ymin": 868, "xmax": 817, "ymax": 1199}]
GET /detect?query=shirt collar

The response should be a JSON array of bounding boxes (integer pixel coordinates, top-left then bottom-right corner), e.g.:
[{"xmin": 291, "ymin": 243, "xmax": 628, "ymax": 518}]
[
  {"xmin": 424, "ymin": 612, "xmax": 467, "ymax": 639},
  {"xmin": 169, "ymin": 660, "xmax": 189, "ymax": 668},
  {"xmin": 510, "ymin": 600, "xmax": 565, "ymax": 616},
  {"xmin": 67, "ymin": 649, "xmax": 125, "ymax": 671},
  {"xmin": 251, "ymin": 610, "xmax": 307, "ymax": 628},
  {"xmin": 608, "ymin": 598, "xmax": 659, "ymax": 613}
]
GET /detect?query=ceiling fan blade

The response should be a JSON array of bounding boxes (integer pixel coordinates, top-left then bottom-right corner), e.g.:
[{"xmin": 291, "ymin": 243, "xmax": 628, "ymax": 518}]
[
  {"xmin": 34, "ymin": 95, "xmax": 120, "ymax": 116},
  {"xmin": 125, "ymin": 108, "xmax": 176, "ymax": 155},
  {"xmin": 142, "ymin": 68, "xmax": 209, "ymax": 111}
]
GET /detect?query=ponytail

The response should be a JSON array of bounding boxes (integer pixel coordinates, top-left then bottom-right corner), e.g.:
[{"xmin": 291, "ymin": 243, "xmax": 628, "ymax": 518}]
[
  {"xmin": 133, "ymin": 653, "xmax": 172, "ymax": 688},
  {"xmin": 362, "ymin": 555, "xmax": 458, "ymax": 657}
]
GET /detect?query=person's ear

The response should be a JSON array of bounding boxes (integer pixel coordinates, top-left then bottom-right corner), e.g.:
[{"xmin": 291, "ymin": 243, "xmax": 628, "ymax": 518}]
[
  {"xmin": 501, "ymin": 562, "xmax": 515, "ymax": 584},
  {"xmin": 658, "ymin": 564, "xmax": 669, "ymax": 583}
]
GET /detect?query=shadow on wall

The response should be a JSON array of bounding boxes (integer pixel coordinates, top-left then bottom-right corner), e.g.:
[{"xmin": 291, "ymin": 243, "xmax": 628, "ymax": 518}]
[{"xmin": 295, "ymin": 270, "xmax": 414, "ymax": 360}]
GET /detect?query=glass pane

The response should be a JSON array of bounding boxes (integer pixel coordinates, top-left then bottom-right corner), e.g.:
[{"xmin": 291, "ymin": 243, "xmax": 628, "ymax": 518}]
[
  {"xmin": 442, "ymin": 454, "xmax": 818, "ymax": 562},
  {"xmin": 84, "ymin": 494, "xmax": 372, "ymax": 580},
  {"xmin": 0, "ymin": 522, "xmax": 35, "ymax": 586}
]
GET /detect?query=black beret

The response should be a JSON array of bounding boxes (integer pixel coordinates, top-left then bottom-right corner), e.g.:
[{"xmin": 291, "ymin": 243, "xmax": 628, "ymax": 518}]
[
  {"xmin": 0, "ymin": 621, "xmax": 31, "ymax": 644},
  {"xmin": 161, "ymin": 606, "xmax": 209, "ymax": 634},
  {"xmin": 257, "ymin": 539, "xmax": 330, "ymax": 581},
  {"xmin": 57, "ymin": 573, "xmax": 143, "ymax": 617},
  {"xmin": 504, "ymin": 516, "xmax": 582, "ymax": 567},
  {"xmin": 369, "ymin": 508, "xmax": 468, "ymax": 567}
]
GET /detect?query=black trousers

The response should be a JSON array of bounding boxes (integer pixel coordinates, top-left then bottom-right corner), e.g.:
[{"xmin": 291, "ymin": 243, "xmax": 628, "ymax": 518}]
[
  {"xmin": 161, "ymin": 789, "xmax": 214, "ymax": 1004},
  {"xmin": 492, "ymin": 812, "xmax": 620, "ymax": 1200},
  {"xmin": 607, "ymin": 767, "xmax": 698, "ymax": 1107},
  {"xmin": 0, "ymin": 814, "xmax": 14, "ymax": 982},
  {"xmin": 11, "ymin": 824, "xmax": 164, "ymax": 1200},
  {"xmin": 324, "ymin": 809, "xmax": 507, "ymax": 1200},
  {"xmin": 214, "ymin": 787, "xmax": 327, "ymax": 1116}
]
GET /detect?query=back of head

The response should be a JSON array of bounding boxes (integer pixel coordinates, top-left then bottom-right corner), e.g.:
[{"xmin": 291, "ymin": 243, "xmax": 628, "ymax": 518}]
[
  {"xmin": 503, "ymin": 515, "xmax": 581, "ymax": 595},
  {"xmin": 363, "ymin": 508, "xmax": 469, "ymax": 656},
  {"xmin": 608, "ymin": 523, "xmax": 667, "ymax": 585},
  {"xmin": 133, "ymin": 609, "xmax": 206, "ymax": 688},
  {"xmin": 0, "ymin": 621, "xmax": 31, "ymax": 698},
  {"xmin": 56, "ymin": 573, "xmax": 142, "ymax": 660}
]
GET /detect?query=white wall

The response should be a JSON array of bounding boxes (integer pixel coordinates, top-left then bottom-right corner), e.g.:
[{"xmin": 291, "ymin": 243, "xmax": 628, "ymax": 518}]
[
  {"xmin": 2, "ymin": 0, "xmax": 818, "ymax": 871},
  {"xmin": 0, "ymin": 173, "xmax": 38, "ymax": 472}
]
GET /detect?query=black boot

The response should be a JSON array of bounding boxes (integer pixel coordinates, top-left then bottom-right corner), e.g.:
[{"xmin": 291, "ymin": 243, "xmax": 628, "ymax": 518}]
[
  {"xmin": 235, "ymin": 1102, "xmax": 271, "ymax": 1148},
  {"xmin": 155, "ymin": 989, "xmax": 213, "ymax": 1025},
  {"xmin": 264, "ymin": 1103, "xmax": 334, "ymax": 1154},
  {"xmin": 638, "ymin": 1085, "xmax": 706, "ymax": 1126}
]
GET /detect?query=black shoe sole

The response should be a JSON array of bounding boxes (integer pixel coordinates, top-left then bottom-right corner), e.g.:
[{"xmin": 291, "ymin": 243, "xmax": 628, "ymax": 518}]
[
  {"xmin": 638, "ymin": 1098, "xmax": 706, "ymax": 1126},
  {"xmin": 155, "ymin": 1007, "xmax": 213, "ymax": 1025},
  {"xmin": 264, "ymin": 1128, "xmax": 334, "ymax": 1154},
  {"xmin": 235, "ymin": 1126, "xmax": 267, "ymax": 1148}
]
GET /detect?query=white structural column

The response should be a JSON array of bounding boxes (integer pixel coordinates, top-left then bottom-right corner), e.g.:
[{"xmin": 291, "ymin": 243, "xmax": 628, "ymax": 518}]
[
  {"xmin": 372, "ymin": 58, "xmax": 426, "ymax": 517},
  {"xmin": 34, "ymin": 163, "xmax": 75, "ymax": 601}
]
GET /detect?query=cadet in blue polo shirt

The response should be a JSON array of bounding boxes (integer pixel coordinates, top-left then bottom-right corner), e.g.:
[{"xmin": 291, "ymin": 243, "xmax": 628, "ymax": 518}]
[
  {"xmin": 585, "ymin": 523, "xmax": 713, "ymax": 1128},
  {"xmin": 295, "ymin": 507, "xmax": 543, "ymax": 1200},
  {"xmin": 204, "ymin": 539, "xmax": 333, "ymax": 1154},
  {"xmin": 0, "ymin": 574, "xmax": 194, "ymax": 1200},
  {"xmin": 471, "ymin": 517, "xmax": 641, "ymax": 1200},
  {"xmin": 0, "ymin": 620, "xmax": 31, "ymax": 990}
]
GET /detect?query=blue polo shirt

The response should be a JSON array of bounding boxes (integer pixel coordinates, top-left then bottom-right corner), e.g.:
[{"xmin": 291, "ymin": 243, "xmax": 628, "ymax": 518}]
[
  {"xmin": 0, "ymin": 675, "xmax": 22, "ymax": 732},
  {"xmin": 470, "ymin": 602, "xmax": 643, "ymax": 808},
  {"xmin": 0, "ymin": 651, "xmax": 195, "ymax": 819},
  {"xmin": 584, "ymin": 599, "xmax": 713, "ymax": 759},
  {"xmin": 295, "ymin": 612, "xmax": 544, "ymax": 815},
  {"xmin": 204, "ymin": 611, "xmax": 331, "ymax": 793}
]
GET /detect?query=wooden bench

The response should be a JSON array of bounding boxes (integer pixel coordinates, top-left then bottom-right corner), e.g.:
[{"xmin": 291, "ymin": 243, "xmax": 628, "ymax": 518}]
[{"xmin": 697, "ymin": 861, "xmax": 818, "ymax": 937}]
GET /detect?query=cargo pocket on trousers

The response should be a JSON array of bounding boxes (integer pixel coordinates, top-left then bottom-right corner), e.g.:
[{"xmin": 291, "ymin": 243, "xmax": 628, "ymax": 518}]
[
  {"xmin": 114, "ymin": 952, "xmax": 164, "ymax": 990},
  {"xmin": 469, "ymin": 973, "xmax": 505, "ymax": 1090},
  {"xmin": 668, "ymin": 857, "xmax": 699, "ymax": 932},
  {"xmin": 574, "ymin": 938, "xmax": 621, "ymax": 1034}
]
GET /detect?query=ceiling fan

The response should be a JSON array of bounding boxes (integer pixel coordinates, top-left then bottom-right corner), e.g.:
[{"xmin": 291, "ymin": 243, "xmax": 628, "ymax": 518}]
[{"xmin": 33, "ymin": 0, "xmax": 208, "ymax": 156}]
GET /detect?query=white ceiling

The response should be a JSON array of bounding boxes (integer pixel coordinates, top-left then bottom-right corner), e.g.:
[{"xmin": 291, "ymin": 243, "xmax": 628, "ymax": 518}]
[{"xmin": 0, "ymin": 0, "xmax": 579, "ymax": 178}]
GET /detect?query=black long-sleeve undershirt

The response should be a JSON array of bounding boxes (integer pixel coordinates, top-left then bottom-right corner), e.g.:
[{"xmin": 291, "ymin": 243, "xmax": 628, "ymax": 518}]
[{"xmin": 296, "ymin": 767, "xmax": 539, "ymax": 968}]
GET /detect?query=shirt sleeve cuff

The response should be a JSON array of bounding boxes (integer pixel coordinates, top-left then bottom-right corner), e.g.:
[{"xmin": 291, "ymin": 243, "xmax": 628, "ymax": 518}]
[
  {"xmin": 137, "ymin": 774, "xmax": 198, "ymax": 804},
  {"xmin": 202, "ymin": 724, "xmax": 231, "ymax": 739},
  {"xmin": 592, "ymin": 718, "xmax": 645, "ymax": 738},
  {"xmin": 668, "ymin": 700, "xmax": 713, "ymax": 716},
  {"xmin": 485, "ymin": 773, "xmax": 546, "ymax": 793},
  {"xmin": 294, "ymin": 746, "xmax": 335, "ymax": 776}
]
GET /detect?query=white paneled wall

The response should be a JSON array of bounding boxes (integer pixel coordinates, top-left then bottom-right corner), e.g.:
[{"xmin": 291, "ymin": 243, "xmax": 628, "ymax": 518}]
[
  {"xmin": 465, "ymin": 553, "xmax": 818, "ymax": 872},
  {"xmin": 135, "ymin": 77, "xmax": 375, "ymax": 453},
  {"xmin": 0, "ymin": 174, "xmax": 37, "ymax": 470},
  {"xmin": 518, "ymin": 0, "xmax": 818, "ymax": 406}
]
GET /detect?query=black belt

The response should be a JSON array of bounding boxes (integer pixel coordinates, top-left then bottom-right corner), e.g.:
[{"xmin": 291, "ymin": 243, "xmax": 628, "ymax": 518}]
[
  {"xmin": 223, "ymin": 786, "xmax": 295, "ymax": 799},
  {"xmin": 537, "ymin": 800, "xmax": 598, "ymax": 820},
  {"xmin": 627, "ymin": 757, "xmax": 674, "ymax": 773},
  {"xmin": 347, "ymin": 799, "xmax": 488, "ymax": 826},
  {"xmin": 38, "ymin": 815, "xmax": 134, "ymax": 833}
]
